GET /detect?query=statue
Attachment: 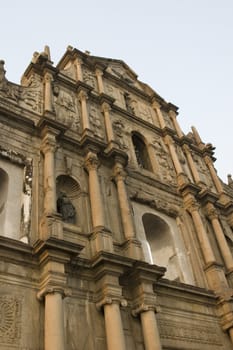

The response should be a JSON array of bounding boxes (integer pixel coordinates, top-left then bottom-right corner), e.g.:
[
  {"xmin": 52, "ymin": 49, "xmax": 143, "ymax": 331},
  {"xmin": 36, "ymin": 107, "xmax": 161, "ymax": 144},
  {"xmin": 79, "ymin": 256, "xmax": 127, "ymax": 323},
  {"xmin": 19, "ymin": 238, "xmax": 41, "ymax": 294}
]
[{"xmin": 57, "ymin": 192, "xmax": 76, "ymax": 224}]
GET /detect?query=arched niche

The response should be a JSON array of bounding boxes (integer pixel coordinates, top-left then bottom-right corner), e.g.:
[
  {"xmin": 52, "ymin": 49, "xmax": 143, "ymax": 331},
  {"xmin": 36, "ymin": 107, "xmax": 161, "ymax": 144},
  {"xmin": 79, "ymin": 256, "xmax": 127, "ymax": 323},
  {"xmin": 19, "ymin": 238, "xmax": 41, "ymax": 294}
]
[
  {"xmin": 142, "ymin": 213, "xmax": 181, "ymax": 281},
  {"xmin": 56, "ymin": 175, "xmax": 81, "ymax": 225},
  {"xmin": 132, "ymin": 132, "xmax": 152, "ymax": 171},
  {"xmin": 0, "ymin": 168, "xmax": 9, "ymax": 233}
]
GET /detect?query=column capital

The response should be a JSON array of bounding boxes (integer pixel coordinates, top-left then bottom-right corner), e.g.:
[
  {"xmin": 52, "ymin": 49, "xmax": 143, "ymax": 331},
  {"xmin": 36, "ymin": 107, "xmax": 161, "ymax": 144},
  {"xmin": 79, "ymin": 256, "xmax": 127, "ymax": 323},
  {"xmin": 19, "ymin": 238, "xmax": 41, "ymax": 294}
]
[
  {"xmin": 43, "ymin": 71, "xmax": 53, "ymax": 83},
  {"xmin": 164, "ymin": 134, "xmax": 173, "ymax": 145},
  {"xmin": 40, "ymin": 132, "xmax": 57, "ymax": 154},
  {"xmin": 184, "ymin": 197, "xmax": 200, "ymax": 213},
  {"xmin": 78, "ymin": 89, "xmax": 88, "ymax": 100},
  {"xmin": 74, "ymin": 57, "xmax": 83, "ymax": 65},
  {"xmin": 204, "ymin": 154, "xmax": 212, "ymax": 166},
  {"xmin": 37, "ymin": 286, "xmax": 71, "ymax": 301},
  {"xmin": 205, "ymin": 202, "xmax": 219, "ymax": 220},
  {"xmin": 182, "ymin": 143, "xmax": 190, "ymax": 154},
  {"xmin": 101, "ymin": 101, "xmax": 111, "ymax": 113},
  {"xmin": 168, "ymin": 109, "xmax": 178, "ymax": 119},
  {"xmin": 152, "ymin": 100, "xmax": 161, "ymax": 110},
  {"xmin": 95, "ymin": 68, "xmax": 104, "ymax": 76},
  {"xmin": 96, "ymin": 296, "xmax": 127, "ymax": 311},
  {"xmin": 113, "ymin": 162, "xmax": 127, "ymax": 182},
  {"xmin": 132, "ymin": 302, "xmax": 158, "ymax": 317},
  {"xmin": 84, "ymin": 151, "xmax": 100, "ymax": 172}
]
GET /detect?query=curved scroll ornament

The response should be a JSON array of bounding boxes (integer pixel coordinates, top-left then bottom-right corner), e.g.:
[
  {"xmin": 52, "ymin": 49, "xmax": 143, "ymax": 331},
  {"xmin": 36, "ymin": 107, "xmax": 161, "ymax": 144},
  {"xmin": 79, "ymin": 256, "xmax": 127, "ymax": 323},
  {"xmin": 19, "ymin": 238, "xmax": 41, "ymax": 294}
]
[
  {"xmin": 0, "ymin": 61, "xmax": 42, "ymax": 114},
  {"xmin": 0, "ymin": 296, "xmax": 21, "ymax": 345}
]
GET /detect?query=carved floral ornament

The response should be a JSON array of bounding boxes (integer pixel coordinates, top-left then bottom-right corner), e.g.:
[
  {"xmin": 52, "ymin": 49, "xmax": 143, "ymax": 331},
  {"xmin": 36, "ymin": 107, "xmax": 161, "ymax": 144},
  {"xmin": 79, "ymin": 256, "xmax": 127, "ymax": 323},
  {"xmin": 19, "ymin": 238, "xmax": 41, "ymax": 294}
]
[{"xmin": 0, "ymin": 296, "xmax": 21, "ymax": 345}]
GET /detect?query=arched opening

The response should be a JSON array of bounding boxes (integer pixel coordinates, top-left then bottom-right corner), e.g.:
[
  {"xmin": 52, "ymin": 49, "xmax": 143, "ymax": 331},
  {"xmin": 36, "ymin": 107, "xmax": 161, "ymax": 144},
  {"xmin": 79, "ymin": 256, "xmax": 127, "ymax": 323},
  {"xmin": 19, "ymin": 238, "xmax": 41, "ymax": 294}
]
[
  {"xmin": 132, "ymin": 133, "xmax": 152, "ymax": 171},
  {"xmin": 142, "ymin": 213, "xmax": 180, "ymax": 281},
  {"xmin": 56, "ymin": 175, "xmax": 80, "ymax": 225},
  {"xmin": 0, "ymin": 168, "xmax": 9, "ymax": 234}
]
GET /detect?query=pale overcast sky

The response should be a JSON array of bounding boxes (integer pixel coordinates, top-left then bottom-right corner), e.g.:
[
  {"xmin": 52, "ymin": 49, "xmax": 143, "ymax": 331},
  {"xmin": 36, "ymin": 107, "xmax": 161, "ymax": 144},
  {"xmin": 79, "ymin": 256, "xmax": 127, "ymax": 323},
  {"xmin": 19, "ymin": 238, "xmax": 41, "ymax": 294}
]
[{"xmin": 1, "ymin": 0, "xmax": 233, "ymax": 181}]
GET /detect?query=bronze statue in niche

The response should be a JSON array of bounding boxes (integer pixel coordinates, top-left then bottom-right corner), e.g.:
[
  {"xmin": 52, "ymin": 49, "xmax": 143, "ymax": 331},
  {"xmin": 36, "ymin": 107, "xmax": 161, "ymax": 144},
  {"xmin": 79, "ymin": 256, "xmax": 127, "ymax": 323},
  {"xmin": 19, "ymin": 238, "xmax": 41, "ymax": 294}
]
[{"xmin": 57, "ymin": 192, "xmax": 76, "ymax": 224}]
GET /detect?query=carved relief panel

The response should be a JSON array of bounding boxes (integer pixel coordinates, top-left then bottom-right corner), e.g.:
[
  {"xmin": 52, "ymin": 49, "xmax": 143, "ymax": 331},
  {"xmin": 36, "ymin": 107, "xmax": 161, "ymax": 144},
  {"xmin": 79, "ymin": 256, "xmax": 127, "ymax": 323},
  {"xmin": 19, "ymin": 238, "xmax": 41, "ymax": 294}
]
[
  {"xmin": 83, "ymin": 65, "xmax": 98, "ymax": 91},
  {"xmin": 20, "ymin": 73, "xmax": 43, "ymax": 114},
  {"xmin": 112, "ymin": 118, "xmax": 129, "ymax": 151},
  {"xmin": 193, "ymin": 152, "xmax": 215, "ymax": 191},
  {"xmin": 162, "ymin": 111, "xmax": 174, "ymax": 130},
  {"xmin": 176, "ymin": 144, "xmax": 193, "ymax": 181},
  {"xmin": 88, "ymin": 103, "xmax": 105, "ymax": 139},
  {"xmin": 152, "ymin": 135, "xmax": 176, "ymax": 185},
  {"xmin": 104, "ymin": 80, "xmax": 125, "ymax": 108},
  {"xmin": 0, "ymin": 61, "xmax": 43, "ymax": 114},
  {"xmin": 54, "ymin": 86, "xmax": 81, "ymax": 133},
  {"xmin": 137, "ymin": 101, "xmax": 154, "ymax": 124},
  {"xmin": 61, "ymin": 61, "xmax": 76, "ymax": 80}
]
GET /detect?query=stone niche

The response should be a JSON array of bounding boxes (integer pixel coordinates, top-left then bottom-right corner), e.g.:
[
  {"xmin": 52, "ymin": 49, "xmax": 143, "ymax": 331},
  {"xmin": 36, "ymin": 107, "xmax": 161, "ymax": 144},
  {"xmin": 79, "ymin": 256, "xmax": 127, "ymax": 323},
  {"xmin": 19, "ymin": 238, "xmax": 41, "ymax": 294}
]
[
  {"xmin": 132, "ymin": 201, "xmax": 195, "ymax": 285},
  {"xmin": 0, "ymin": 150, "xmax": 32, "ymax": 242}
]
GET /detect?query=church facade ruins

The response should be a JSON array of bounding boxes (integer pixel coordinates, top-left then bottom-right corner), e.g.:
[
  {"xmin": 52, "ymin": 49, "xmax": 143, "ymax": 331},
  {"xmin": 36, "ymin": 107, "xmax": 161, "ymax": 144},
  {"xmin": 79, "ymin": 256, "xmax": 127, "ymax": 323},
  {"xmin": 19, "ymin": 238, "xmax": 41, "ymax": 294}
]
[{"xmin": 1, "ymin": 45, "xmax": 233, "ymax": 349}]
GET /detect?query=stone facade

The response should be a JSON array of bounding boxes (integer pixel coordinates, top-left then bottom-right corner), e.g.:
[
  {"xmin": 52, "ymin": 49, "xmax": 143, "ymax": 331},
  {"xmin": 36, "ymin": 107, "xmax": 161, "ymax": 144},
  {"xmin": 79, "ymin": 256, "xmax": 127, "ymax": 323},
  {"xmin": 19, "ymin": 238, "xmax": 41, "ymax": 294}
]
[{"xmin": 0, "ymin": 46, "xmax": 233, "ymax": 349}]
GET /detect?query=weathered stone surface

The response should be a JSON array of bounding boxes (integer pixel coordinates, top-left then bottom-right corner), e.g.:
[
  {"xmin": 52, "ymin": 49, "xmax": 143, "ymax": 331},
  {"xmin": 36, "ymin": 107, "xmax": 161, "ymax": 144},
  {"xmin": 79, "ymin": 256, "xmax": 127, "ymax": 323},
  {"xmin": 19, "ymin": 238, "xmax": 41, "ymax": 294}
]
[{"xmin": 0, "ymin": 45, "xmax": 233, "ymax": 349}]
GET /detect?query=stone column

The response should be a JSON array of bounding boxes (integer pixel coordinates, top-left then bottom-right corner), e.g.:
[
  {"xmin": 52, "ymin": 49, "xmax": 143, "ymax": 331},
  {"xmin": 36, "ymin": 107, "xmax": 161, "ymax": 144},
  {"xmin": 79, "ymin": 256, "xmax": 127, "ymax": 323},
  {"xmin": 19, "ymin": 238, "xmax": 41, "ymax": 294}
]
[
  {"xmin": 44, "ymin": 72, "xmax": 53, "ymax": 113},
  {"xmin": 75, "ymin": 57, "xmax": 83, "ymax": 81},
  {"xmin": 78, "ymin": 90, "xmax": 90, "ymax": 131},
  {"xmin": 113, "ymin": 160, "xmax": 142, "ymax": 259},
  {"xmin": 129, "ymin": 263, "xmax": 165, "ymax": 350},
  {"xmin": 100, "ymin": 298, "xmax": 126, "ymax": 350},
  {"xmin": 164, "ymin": 135, "xmax": 183, "ymax": 175},
  {"xmin": 44, "ymin": 289, "xmax": 65, "ymax": 350},
  {"xmin": 101, "ymin": 102, "xmax": 114, "ymax": 143},
  {"xmin": 152, "ymin": 101, "xmax": 166, "ymax": 129},
  {"xmin": 113, "ymin": 161, "xmax": 135, "ymax": 240},
  {"xmin": 182, "ymin": 144, "xmax": 202, "ymax": 185},
  {"xmin": 205, "ymin": 203, "xmax": 233, "ymax": 271},
  {"xmin": 85, "ymin": 151, "xmax": 105, "ymax": 228},
  {"xmin": 141, "ymin": 310, "xmax": 162, "ymax": 350},
  {"xmin": 96, "ymin": 68, "xmax": 104, "ymax": 94},
  {"xmin": 185, "ymin": 198, "xmax": 216, "ymax": 265},
  {"xmin": 40, "ymin": 130, "xmax": 58, "ymax": 214},
  {"xmin": 204, "ymin": 155, "xmax": 224, "ymax": 194},
  {"xmin": 133, "ymin": 305, "xmax": 162, "ymax": 350},
  {"xmin": 169, "ymin": 109, "xmax": 183, "ymax": 138}
]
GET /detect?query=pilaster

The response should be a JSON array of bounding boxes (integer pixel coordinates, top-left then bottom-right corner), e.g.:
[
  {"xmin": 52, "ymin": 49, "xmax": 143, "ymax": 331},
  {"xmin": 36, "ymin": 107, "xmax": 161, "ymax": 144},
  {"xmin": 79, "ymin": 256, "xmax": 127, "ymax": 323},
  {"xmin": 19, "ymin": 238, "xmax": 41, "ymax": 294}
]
[
  {"xmin": 113, "ymin": 158, "xmax": 142, "ymax": 260},
  {"xmin": 85, "ymin": 151, "xmax": 113, "ymax": 254},
  {"xmin": 43, "ymin": 72, "xmax": 53, "ymax": 113}
]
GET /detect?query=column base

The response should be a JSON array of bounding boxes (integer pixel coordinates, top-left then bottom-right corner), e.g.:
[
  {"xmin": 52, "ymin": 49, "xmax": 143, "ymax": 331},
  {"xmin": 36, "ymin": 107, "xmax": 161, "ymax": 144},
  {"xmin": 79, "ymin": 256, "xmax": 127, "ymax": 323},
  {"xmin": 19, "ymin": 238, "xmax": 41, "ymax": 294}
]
[
  {"xmin": 90, "ymin": 227, "xmax": 114, "ymax": 255},
  {"xmin": 39, "ymin": 213, "xmax": 63, "ymax": 240},
  {"xmin": 122, "ymin": 238, "xmax": 143, "ymax": 260},
  {"xmin": 204, "ymin": 262, "xmax": 230, "ymax": 295}
]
